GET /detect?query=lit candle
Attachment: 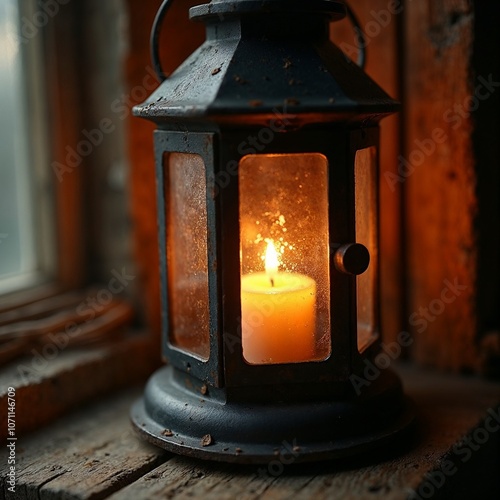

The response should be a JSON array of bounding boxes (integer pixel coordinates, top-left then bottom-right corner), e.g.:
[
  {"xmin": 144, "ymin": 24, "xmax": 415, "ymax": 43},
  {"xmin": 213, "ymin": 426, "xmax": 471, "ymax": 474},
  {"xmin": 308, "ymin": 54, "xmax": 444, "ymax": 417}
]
[{"xmin": 241, "ymin": 240, "xmax": 316, "ymax": 364}]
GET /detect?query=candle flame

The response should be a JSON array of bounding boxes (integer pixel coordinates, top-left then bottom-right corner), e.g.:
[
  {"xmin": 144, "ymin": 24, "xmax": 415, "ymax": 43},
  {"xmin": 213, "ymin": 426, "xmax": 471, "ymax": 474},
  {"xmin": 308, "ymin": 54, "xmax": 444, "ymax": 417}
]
[{"xmin": 265, "ymin": 240, "xmax": 279, "ymax": 280}]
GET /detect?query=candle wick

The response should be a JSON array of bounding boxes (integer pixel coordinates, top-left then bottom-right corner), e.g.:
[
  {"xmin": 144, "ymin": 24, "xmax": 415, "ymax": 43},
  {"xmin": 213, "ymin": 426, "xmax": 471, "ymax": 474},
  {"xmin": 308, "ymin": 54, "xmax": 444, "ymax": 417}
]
[{"xmin": 270, "ymin": 277, "xmax": 275, "ymax": 287}]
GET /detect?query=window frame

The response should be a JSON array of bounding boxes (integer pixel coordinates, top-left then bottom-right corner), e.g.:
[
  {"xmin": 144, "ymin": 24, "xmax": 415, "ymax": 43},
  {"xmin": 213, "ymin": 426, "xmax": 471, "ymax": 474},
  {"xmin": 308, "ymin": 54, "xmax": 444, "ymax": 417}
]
[{"xmin": 0, "ymin": 0, "xmax": 156, "ymax": 310}]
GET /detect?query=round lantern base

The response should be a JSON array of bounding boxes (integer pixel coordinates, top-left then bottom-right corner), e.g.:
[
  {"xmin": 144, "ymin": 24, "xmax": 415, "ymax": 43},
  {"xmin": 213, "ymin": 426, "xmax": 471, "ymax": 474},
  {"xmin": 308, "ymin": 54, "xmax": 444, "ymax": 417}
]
[{"xmin": 131, "ymin": 366, "xmax": 415, "ymax": 464}]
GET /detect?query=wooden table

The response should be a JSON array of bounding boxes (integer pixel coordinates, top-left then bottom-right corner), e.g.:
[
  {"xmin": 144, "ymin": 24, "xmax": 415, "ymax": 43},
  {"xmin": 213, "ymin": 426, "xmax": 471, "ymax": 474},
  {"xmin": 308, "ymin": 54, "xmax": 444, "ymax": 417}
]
[{"xmin": 1, "ymin": 364, "xmax": 499, "ymax": 499}]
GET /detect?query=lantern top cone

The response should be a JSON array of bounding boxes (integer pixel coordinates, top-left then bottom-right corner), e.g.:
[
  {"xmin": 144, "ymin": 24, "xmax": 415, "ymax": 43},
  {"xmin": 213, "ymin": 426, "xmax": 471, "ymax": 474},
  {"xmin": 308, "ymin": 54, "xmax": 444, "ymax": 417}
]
[{"xmin": 133, "ymin": 0, "xmax": 399, "ymax": 127}]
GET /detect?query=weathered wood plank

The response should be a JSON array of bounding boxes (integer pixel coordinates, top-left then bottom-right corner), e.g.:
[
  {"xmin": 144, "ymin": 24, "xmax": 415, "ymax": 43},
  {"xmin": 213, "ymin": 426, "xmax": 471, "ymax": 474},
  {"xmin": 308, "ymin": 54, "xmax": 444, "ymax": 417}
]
[
  {"xmin": 47, "ymin": 0, "xmax": 86, "ymax": 290},
  {"xmin": 405, "ymin": 1, "xmax": 478, "ymax": 372},
  {"xmin": 1, "ymin": 364, "xmax": 497, "ymax": 499},
  {"xmin": 0, "ymin": 334, "xmax": 155, "ymax": 439},
  {"xmin": 109, "ymin": 365, "xmax": 500, "ymax": 500},
  {"xmin": 0, "ymin": 388, "xmax": 168, "ymax": 499}
]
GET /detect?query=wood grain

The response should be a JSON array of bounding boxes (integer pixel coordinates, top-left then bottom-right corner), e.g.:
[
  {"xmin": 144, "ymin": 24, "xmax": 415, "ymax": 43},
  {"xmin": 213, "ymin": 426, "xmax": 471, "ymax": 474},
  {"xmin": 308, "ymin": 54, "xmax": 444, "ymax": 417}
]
[
  {"xmin": 0, "ymin": 334, "xmax": 154, "ymax": 440},
  {"xmin": 0, "ymin": 388, "xmax": 168, "ymax": 499},
  {"xmin": 104, "ymin": 366, "xmax": 500, "ymax": 499},
  {"xmin": 2, "ymin": 364, "xmax": 497, "ymax": 499},
  {"xmin": 46, "ymin": 2, "xmax": 87, "ymax": 290},
  {"xmin": 404, "ymin": 1, "xmax": 478, "ymax": 371}
]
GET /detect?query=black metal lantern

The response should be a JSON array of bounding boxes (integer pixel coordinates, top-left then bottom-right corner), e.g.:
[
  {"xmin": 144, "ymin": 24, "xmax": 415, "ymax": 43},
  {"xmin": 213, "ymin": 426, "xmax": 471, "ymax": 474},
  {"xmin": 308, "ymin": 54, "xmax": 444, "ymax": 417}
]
[{"xmin": 131, "ymin": 0, "xmax": 414, "ymax": 463}]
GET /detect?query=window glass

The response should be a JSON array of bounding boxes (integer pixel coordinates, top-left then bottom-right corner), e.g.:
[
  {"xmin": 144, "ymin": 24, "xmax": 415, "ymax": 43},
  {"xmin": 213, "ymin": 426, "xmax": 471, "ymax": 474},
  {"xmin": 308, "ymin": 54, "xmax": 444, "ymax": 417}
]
[
  {"xmin": 355, "ymin": 147, "xmax": 378, "ymax": 352},
  {"xmin": 0, "ymin": 1, "xmax": 37, "ymax": 289},
  {"xmin": 166, "ymin": 153, "xmax": 210, "ymax": 360}
]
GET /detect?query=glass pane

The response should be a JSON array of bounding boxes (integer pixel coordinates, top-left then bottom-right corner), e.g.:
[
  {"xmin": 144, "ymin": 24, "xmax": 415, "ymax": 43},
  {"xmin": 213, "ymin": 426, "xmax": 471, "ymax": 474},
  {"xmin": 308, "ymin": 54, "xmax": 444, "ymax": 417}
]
[
  {"xmin": 355, "ymin": 147, "xmax": 378, "ymax": 352},
  {"xmin": 0, "ymin": 0, "xmax": 36, "ymax": 286},
  {"xmin": 166, "ymin": 153, "xmax": 210, "ymax": 360},
  {"xmin": 239, "ymin": 153, "xmax": 331, "ymax": 365}
]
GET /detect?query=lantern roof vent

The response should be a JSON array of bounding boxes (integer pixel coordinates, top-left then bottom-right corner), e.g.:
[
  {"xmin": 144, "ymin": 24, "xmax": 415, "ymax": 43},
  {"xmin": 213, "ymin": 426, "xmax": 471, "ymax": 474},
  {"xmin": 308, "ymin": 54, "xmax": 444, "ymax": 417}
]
[{"xmin": 133, "ymin": 0, "xmax": 399, "ymax": 126}]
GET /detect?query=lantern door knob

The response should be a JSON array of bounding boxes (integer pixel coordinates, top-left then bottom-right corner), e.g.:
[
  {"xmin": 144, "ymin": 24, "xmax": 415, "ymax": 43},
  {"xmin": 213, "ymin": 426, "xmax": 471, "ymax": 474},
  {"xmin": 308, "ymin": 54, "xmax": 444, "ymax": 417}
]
[{"xmin": 334, "ymin": 243, "xmax": 370, "ymax": 275}]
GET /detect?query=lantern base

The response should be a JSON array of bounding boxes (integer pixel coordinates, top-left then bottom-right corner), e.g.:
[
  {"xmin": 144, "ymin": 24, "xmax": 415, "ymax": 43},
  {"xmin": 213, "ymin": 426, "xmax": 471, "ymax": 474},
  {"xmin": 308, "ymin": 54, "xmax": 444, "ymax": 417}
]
[{"xmin": 131, "ymin": 366, "xmax": 415, "ymax": 464}]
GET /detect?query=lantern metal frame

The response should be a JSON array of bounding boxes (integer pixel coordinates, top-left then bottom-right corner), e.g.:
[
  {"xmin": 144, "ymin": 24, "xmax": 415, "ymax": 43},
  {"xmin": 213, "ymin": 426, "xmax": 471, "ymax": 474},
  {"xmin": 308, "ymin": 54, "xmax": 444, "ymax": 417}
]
[{"xmin": 131, "ymin": 0, "xmax": 415, "ymax": 464}]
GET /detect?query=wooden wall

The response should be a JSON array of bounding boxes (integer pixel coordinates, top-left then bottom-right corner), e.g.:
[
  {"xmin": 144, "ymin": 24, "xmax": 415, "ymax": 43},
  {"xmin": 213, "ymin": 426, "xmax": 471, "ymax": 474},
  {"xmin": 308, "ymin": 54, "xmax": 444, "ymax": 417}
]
[
  {"xmin": 404, "ymin": 0, "xmax": 500, "ymax": 373},
  {"xmin": 404, "ymin": 1, "xmax": 476, "ymax": 372}
]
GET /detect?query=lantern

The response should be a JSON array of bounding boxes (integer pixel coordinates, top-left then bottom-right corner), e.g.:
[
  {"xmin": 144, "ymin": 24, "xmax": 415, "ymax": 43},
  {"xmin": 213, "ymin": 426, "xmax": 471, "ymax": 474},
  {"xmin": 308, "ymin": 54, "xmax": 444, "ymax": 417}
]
[{"xmin": 131, "ymin": 0, "xmax": 414, "ymax": 463}]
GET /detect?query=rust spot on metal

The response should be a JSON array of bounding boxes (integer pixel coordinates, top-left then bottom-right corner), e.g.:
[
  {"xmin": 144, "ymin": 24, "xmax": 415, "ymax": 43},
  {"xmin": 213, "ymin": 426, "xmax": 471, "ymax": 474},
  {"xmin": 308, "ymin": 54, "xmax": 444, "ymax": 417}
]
[
  {"xmin": 162, "ymin": 429, "xmax": 174, "ymax": 436},
  {"xmin": 283, "ymin": 58, "xmax": 292, "ymax": 69},
  {"xmin": 201, "ymin": 384, "xmax": 208, "ymax": 395},
  {"xmin": 249, "ymin": 99, "xmax": 263, "ymax": 107},
  {"xmin": 211, "ymin": 67, "xmax": 221, "ymax": 75},
  {"xmin": 201, "ymin": 434, "xmax": 213, "ymax": 446}
]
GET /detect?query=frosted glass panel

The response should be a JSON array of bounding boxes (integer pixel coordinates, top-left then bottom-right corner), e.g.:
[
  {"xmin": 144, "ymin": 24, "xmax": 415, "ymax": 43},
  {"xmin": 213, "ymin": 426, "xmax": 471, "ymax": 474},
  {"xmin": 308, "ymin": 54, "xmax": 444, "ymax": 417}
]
[
  {"xmin": 166, "ymin": 153, "xmax": 210, "ymax": 360},
  {"xmin": 355, "ymin": 147, "xmax": 378, "ymax": 352},
  {"xmin": 239, "ymin": 153, "xmax": 331, "ymax": 364}
]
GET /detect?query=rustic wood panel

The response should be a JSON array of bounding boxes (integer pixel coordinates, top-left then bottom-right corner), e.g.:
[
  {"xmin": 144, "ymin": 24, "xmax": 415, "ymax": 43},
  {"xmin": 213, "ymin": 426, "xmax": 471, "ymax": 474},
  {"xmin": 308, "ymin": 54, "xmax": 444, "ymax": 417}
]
[
  {"xmin": 78, "ymin": 0, "xmax": 136, "ymax": 285},
  {"xmin": 125, "ymin": 0, "xmax": 160, "ymax": 339},
  {"xmin": 47, "ymin": 2, "xmax": 87, "ymax": 289},
  {"xmin": 404, "ymin": 1, "xmax": 478, "ymax": 372},
  {"xmin": 2, "ymin": 365, "xmax": 498, "ymax": 499},
  {"xmin": 0, "ymin": 388, "xmax": 168, "ymax": 499},
  {"xmin": 330, "ymin": 0, "xmax": 404, "ymax": 347},
  {"xmin": 0, "ymin": 334, "xmax": 154, "ymax": 440}
]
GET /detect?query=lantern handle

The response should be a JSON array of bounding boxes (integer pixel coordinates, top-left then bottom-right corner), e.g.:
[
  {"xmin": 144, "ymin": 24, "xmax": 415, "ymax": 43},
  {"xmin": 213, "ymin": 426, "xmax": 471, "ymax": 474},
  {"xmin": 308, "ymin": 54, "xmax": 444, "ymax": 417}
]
[
  {"xmin": 151, "ymin": 0, "xmax": 367, "ymax": 82},
  {"xmin": 344, "ymin": 2, "xmax": 367, "ymax": 69},
  {"xmin": 151, "ymin": 0, "xmax": 173, "ymax": 82}
]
